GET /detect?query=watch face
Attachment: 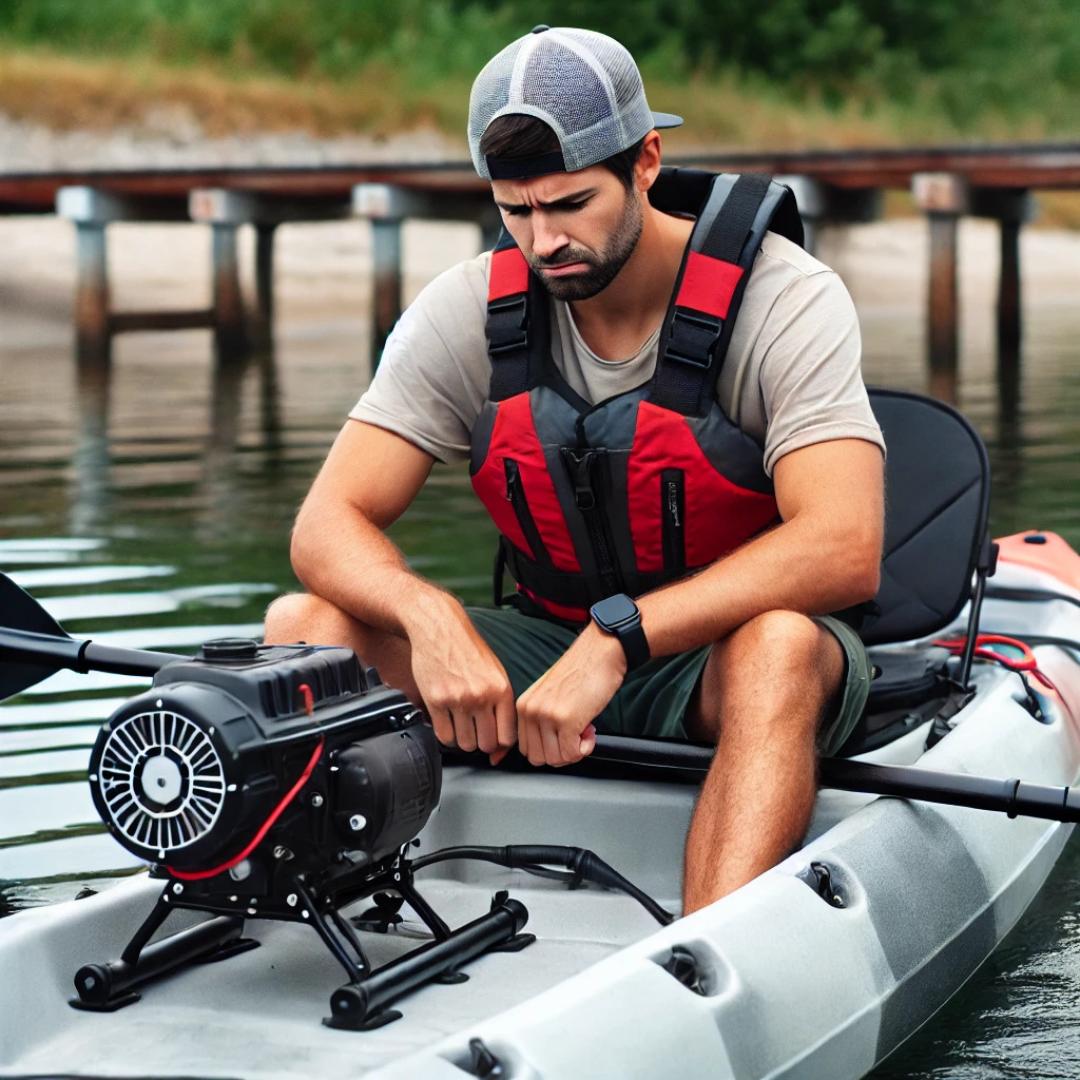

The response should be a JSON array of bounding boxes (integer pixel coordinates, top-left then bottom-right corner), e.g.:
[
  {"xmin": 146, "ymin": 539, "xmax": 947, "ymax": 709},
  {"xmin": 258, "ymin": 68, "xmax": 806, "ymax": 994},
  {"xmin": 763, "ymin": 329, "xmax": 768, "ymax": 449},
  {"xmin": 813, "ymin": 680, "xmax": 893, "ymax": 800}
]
[{"xmin": 592, "ymin": 593, "xmax": 638, "ymax": 629}]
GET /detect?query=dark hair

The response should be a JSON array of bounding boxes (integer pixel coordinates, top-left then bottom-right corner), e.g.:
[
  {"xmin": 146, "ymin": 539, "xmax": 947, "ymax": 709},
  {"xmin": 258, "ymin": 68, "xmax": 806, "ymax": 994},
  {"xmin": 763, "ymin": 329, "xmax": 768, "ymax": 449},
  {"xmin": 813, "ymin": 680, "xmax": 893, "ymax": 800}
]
[{"xmin": 479, "ymin": 113, "xmax": 647, "ymax": 189}]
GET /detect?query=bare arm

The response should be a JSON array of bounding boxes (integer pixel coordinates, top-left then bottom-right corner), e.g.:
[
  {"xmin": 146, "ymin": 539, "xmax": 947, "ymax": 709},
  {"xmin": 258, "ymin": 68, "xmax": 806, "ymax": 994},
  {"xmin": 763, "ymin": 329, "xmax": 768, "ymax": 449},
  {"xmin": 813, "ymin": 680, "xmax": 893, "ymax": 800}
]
[
  {"xmin": 516, "ymin": 437, "xmax": 884, "ymax": 765},
  {"xmin": 636, "ymin": 436, "xmax": 884, "ymax": 654},
  {"xmin": 291, "ymin": 420, "xmax": 437, "ymax": 633},
  {"xmin": 291, "ymin": 419, "xmax": 516, "ymax": 757}
]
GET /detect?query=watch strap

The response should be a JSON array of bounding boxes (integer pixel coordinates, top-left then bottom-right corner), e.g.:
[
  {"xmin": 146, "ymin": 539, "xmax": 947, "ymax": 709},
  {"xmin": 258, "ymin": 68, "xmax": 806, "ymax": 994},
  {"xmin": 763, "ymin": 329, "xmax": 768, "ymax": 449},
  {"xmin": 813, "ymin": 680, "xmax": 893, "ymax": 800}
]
[{"xmin": 617, "ymin": 619, "xmax": 651, "ymax": 671}]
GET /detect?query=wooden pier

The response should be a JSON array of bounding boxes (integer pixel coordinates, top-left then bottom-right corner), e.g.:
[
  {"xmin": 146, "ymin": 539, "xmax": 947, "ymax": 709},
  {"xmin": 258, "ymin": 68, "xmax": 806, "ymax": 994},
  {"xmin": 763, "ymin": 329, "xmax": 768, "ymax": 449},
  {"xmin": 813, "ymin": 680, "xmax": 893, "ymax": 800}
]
[{"xmin": 1, "ymin": 143, "xmax": 1078, "ymax": 399}]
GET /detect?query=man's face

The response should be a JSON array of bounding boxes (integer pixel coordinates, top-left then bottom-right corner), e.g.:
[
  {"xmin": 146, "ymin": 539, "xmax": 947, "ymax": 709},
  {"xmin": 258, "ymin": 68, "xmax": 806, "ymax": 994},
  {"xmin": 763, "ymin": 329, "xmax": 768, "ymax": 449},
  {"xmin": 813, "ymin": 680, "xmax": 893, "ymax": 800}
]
[{"xmin": 491, "ymin": 165, "xmax": 643, "ymax": 302}]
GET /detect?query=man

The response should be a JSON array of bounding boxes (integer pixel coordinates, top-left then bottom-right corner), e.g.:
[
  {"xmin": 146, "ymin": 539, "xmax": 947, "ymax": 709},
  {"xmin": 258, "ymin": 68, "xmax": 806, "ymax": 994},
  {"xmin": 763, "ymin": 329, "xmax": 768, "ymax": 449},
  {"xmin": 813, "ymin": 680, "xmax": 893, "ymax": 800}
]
[{"xmin": 265, "ymin": 26, "xmax": 885, "ymax": 914}]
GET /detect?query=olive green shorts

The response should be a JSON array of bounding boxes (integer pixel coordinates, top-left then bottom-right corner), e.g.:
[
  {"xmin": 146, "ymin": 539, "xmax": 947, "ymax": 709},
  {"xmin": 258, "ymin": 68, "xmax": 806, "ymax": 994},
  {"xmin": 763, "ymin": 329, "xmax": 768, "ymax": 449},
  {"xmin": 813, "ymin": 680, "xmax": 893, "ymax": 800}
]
[{"xmin": 467, "ymin": 606, "xmax": 871, "ymax": 755}]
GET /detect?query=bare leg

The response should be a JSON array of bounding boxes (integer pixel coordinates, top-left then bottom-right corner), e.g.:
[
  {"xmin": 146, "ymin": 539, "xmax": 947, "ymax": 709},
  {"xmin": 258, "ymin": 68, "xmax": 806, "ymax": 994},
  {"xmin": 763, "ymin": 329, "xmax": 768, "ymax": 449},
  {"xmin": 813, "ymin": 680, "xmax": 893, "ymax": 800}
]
[
  {"xmin": 682, "ymin": 610, "xmax": 845, "ymax": 913},
  {"xmin": 264, "ymin": 593, "xmax": 421, "ymax": 705}
]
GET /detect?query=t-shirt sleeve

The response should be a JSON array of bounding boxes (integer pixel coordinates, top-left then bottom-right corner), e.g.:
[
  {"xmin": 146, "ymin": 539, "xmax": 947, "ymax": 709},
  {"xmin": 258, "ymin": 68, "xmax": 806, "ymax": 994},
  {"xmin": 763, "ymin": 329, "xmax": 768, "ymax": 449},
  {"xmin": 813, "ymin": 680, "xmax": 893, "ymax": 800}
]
[
  {"xmin": 349, "ymin": 254, "xmax": 491, "ymax": 463},
  {"xmin": 757, "ymin": 269, "xmax": 885, "ymax": 476}
]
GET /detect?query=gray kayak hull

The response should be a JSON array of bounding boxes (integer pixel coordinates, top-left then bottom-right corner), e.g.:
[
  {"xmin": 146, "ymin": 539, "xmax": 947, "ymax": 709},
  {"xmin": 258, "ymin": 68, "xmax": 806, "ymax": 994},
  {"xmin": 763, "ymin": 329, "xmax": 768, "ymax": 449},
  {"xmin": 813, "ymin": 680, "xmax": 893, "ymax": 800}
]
[{"xmin": 1, "ymin": 559, "xmax": 1079, "ymax": 1080}]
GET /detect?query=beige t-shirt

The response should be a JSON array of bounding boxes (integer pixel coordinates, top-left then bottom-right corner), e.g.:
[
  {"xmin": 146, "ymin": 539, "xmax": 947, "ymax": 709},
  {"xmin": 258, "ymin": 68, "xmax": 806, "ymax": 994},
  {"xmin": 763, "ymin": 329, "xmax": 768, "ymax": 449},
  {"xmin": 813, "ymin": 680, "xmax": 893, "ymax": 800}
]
[{"xmin": 352, "ymin": 231, "xmax": 884, "ymax": 475}]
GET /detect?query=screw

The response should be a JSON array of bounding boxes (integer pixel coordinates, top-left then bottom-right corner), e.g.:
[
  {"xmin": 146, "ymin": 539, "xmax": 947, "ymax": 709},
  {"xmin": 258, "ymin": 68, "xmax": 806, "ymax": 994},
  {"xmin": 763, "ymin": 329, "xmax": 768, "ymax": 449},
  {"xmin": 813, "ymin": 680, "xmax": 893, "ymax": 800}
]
[
  {"xmin": 349, "ymin": 814, "xmax": 367, "ymax": 832},
  {"xmin": 273, "ymin": 845, "xmax": 286, "ymax": 859},
  {"xmin": 301, "ymin": 910, "xmax": 310, "ymax": 919},
  {"xmin": 310, "ymin": 793, "xmax": 324, "ymax": 808},
  {"xmin": 172, "ymin": 882, "xmax": 183, "ymax": 895},
  {"xmin": 286, "ymin": 893, "xmax": 298, "ymax": 907},
  {"xmin": 247, "ymin": 907, "xmax": 256, "ymax": 915}
]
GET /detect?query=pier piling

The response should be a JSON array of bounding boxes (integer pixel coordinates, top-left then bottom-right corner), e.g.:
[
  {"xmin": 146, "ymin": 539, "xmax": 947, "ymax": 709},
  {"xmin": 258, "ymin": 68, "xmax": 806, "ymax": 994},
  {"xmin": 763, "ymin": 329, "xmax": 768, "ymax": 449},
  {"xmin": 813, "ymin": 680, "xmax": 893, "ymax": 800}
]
[{"xmin": 913, "ymin": 173, "xmax": 969, "ymax": 404}]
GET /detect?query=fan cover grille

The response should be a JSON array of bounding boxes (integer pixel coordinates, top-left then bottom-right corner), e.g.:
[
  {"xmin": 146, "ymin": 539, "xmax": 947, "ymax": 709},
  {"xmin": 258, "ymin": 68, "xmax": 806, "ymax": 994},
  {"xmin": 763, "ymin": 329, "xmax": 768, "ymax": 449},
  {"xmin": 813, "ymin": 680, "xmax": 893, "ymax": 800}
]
[{"xmin": 97, "ymin": 710, "xmax": 226, "ymax": 856}]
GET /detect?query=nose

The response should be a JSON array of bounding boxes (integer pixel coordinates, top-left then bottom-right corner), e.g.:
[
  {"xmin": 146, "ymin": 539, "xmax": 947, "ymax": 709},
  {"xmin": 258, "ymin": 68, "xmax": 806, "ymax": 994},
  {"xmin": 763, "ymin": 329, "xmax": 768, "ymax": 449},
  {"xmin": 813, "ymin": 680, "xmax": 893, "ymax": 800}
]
[{"xmin": 530, "ymin": 211, "xmax": 569, "ymax": 261}]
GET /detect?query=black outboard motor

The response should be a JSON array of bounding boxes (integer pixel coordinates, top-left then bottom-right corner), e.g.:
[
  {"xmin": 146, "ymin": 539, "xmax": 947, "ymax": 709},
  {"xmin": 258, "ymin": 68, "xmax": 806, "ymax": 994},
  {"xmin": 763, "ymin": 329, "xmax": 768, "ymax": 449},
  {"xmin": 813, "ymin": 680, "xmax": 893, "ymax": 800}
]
[
  {"xmin": 88, "ymin": 639, "xmax": 440, "ymax": 891},
  {"xmin": 73, "ymin": 640, "xmax": 530, "ymax": 1030}
]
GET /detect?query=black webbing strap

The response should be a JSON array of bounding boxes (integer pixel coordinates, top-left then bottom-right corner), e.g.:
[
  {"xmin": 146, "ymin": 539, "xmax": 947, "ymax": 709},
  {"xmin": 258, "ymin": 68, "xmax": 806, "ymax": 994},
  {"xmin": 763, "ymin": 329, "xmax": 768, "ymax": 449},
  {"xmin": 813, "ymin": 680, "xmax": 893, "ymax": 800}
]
[
  {"xmin": 698, "ymin": 173, "xmax": 772, "ymax": 263},
  {"xmin": 650, "ymin": 173, "xmax": 774, "ymax": 416},
  {"xmin": 486, "ymin": 230, "xmax": 532, "ymax": 400}
]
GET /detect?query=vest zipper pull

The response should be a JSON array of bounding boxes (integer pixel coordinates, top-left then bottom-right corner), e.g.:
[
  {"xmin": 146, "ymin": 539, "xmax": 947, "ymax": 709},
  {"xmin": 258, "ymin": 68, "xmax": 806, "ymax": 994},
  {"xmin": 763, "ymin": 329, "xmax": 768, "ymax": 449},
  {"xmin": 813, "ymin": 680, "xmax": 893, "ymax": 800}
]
[{"xmin": 565, "ymin": 450, "xmax": 597, "ymax": 510}]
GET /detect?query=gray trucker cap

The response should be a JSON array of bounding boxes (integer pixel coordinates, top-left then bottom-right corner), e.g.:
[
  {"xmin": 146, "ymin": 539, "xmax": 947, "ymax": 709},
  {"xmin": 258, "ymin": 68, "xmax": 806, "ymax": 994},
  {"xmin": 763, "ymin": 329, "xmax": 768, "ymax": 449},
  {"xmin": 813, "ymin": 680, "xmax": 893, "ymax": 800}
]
[{"xmin": 468, "ymin": 26, "xmax": 683, "ymax": 181}]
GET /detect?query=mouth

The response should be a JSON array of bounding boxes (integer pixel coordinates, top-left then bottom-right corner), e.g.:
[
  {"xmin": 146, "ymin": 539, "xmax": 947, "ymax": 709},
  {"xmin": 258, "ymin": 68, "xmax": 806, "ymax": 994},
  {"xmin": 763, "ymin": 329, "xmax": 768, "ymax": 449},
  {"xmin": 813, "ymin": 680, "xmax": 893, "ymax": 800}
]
[{"xmin": 540, "ymin": 261, "xmax": 591, "ymax": 277}]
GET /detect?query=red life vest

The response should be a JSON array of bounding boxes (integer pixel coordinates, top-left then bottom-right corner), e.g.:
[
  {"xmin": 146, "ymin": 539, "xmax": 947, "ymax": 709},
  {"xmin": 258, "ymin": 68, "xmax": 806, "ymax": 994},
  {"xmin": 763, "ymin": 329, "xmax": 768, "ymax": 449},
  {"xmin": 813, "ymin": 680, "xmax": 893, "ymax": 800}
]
[{"xmin": 470, "ymin": 169, "xmax": 804, "ymax": 623}]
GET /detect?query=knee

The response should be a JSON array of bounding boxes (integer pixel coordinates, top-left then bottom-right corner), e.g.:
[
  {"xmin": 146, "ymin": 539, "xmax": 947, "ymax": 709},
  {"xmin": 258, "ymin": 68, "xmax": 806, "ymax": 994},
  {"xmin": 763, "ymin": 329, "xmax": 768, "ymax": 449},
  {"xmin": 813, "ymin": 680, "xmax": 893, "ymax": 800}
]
[
  {"xmin": 723, "ymin": 610, "xmax": 838, "ymax": 688},
  {"xmin": 263, "ymin": 592, "xmax": 342, "ymax": 645}
]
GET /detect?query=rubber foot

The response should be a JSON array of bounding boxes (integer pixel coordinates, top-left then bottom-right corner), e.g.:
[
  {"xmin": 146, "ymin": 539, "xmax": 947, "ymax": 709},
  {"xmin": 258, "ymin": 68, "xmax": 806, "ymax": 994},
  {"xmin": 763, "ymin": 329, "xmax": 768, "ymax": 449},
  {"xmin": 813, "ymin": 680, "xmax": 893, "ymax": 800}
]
[
  {"xmin": 323, "ymin": 1008, "xmax": 402, "ymax": 1031},
  {"xmin": 488, "ymin": 932, "xmax": 536, "ymax": 954},
  {"xmin": 69, "ymin": 990, "xmax": 141, "ymax": 1013},
  {"xmin": 434, "ymin": 968, "xmax": 470, "ymax": 985}
]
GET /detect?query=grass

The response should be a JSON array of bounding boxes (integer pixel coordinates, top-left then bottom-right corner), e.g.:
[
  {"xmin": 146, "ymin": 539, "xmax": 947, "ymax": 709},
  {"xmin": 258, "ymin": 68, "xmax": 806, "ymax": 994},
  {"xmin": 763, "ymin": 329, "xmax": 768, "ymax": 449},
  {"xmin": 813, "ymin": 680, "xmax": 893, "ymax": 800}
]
[{"xmin": 2, "ymin": 44, "xmax": 1078, "ymax": 153}]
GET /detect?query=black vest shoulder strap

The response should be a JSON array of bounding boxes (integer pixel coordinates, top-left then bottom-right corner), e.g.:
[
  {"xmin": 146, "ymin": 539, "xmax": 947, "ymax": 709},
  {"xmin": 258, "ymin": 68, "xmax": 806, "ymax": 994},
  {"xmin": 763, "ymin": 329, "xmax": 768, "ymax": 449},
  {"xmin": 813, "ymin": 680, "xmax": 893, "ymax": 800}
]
[
  {"xmin": 483, "ymin": 169, "xmax": 803, "ymax": 410},
  {"xmin": 648, "ymin": 170, "xmax": 803, "ymax": 417}
]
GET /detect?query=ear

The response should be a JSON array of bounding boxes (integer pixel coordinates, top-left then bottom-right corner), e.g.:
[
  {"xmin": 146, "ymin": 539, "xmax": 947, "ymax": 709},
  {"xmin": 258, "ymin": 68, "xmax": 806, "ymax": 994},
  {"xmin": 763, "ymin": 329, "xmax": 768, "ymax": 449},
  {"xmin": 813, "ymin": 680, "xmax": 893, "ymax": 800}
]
[{"xmin": 635, "ymin": 131, "xmax": 663, "ymax": 193}]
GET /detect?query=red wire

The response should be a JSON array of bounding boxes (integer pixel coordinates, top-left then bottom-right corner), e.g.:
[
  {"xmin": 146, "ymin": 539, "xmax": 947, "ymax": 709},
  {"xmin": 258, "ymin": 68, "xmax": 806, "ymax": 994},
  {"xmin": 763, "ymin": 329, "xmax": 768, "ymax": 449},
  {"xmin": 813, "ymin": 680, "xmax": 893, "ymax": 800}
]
[{"xmin": 166, "ymin": 737, "xmax": 325, "ymax": 882}]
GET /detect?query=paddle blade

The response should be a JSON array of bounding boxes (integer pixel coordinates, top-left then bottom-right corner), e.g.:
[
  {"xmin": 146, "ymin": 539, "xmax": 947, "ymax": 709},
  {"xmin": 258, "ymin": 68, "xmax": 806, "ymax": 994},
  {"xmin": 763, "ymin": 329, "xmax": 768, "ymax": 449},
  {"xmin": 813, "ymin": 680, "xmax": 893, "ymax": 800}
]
[{"xmin": 0, "ymin": 570, "xmax": 72, "ymax": 700}]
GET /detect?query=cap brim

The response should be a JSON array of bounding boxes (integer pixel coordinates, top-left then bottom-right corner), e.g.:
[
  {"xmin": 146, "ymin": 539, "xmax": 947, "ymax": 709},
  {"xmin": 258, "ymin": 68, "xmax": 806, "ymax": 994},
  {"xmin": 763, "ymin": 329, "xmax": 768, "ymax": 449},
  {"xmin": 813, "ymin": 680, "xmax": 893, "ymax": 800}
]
[{"xmin": 651, "ymin": 111, "xmax": 683, "ymax": 129}]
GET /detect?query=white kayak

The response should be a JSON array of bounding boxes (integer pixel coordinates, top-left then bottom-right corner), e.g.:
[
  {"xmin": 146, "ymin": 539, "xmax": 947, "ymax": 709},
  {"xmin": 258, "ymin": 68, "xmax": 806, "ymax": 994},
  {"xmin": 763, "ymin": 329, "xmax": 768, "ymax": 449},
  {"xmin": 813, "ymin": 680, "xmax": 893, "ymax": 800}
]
[{"xmin": 1, "ymin": 533, "xmax": 1080, "ymax": 1080}]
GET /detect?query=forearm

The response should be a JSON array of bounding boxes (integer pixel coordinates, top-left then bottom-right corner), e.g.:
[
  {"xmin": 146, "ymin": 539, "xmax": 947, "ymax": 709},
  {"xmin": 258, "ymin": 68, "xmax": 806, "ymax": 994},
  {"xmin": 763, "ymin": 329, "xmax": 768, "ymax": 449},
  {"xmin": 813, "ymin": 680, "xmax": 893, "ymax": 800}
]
[
  {"xmin": 290, "ymin": 498, "xmax": 460, "ymax": 644},
  {"xmin": 638, "ymin": 512, "xmax": 880, "ymax": 658}
]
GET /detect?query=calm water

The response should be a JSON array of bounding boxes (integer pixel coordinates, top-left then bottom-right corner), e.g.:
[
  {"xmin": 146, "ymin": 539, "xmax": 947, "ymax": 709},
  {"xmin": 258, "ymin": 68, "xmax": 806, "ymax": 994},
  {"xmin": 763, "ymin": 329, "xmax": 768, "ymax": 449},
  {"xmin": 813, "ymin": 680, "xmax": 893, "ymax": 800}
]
[{"xmin": 2, "ymin": 250, "xmax": 1080, "ymax": 1075}]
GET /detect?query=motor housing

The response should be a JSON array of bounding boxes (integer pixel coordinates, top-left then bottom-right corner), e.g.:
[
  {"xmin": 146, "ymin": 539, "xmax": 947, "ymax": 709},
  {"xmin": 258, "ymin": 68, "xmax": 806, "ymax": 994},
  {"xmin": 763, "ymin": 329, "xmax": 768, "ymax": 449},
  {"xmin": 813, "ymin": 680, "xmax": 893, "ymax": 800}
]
[{"xmin": 87, "ymin": 639, "xmax": 441, "ymax": 885}]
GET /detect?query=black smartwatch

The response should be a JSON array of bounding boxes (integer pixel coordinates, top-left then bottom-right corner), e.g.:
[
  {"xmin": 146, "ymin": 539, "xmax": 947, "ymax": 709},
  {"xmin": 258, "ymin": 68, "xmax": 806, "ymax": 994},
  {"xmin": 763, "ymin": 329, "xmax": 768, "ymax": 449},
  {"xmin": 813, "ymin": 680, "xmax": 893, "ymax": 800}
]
[{"xmin": 590, "ymin": 594, "xmax": 650, "ymax": 671}]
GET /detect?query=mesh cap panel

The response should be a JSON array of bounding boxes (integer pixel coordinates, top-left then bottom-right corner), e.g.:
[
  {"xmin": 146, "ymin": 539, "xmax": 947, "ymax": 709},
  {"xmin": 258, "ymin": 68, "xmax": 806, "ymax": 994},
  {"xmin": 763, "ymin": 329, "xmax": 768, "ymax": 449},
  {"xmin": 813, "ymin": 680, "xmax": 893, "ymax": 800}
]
[{"xmin": 469, "ymin": 27, "xmax": 682, "ymax": 179}]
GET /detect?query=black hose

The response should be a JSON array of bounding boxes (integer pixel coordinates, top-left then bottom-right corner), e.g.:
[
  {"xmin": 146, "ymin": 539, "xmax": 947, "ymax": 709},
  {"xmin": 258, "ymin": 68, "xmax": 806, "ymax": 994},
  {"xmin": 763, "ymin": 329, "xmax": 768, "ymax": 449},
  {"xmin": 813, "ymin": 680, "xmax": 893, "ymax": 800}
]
[{"xmin": 411, "ymin": 844, "xmax": 675, "ymax": 926}]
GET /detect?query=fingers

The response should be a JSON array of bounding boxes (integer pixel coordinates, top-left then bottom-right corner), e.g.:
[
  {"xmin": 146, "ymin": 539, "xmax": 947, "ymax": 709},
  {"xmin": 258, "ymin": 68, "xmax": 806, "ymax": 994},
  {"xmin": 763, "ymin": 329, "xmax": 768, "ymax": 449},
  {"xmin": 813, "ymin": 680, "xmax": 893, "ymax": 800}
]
[
  {"xmin": 494, "ymin": 687, "xmax": 518, "ymax": 752},
  {"xmin": 428, "ymin": 706, "xmax": 455, "ymax": 749},
  {"xmin": 451, "ymin": 709, "xmax": 479, "ymax": 754},
  {"xmin": 517, "ymin": 696, "xmax": 590, "ymax": 768}
]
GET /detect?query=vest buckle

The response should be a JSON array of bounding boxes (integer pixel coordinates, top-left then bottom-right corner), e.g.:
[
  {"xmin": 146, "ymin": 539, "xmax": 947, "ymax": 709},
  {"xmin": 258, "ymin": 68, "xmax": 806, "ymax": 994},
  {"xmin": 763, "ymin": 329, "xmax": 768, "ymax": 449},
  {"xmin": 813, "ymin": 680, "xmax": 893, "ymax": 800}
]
[
  {"xmin": 562, "ymin": 448, "xmax": 598, "ymax": 510},
  {"xmin": 487, "ymin": 295, "xmax": 529, "ymax": 357},
  {"xmin": 665, "ymin": 309, "xmax": 722, "ymax": 369}
]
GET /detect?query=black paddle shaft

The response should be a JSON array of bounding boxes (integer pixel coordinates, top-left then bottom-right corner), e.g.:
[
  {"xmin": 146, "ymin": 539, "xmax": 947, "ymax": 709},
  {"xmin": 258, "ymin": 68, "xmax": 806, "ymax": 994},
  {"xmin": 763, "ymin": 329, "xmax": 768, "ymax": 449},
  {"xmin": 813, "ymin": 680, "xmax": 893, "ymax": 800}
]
[
  {"xmin": 591, "ymin": 734, "xmax": 1080, "ymax": 825},
  {"xmin": 0, "ymin": 571, "xmax": 182, "ymax": 699}
]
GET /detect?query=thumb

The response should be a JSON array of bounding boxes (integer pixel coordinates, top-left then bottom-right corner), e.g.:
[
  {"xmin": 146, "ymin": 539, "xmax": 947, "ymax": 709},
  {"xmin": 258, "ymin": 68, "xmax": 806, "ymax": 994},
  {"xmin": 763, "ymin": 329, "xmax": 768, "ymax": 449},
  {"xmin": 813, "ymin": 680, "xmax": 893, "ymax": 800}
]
[{"xmin": 578, "ymin": 723, "xmax": 597, "ymax": 757}]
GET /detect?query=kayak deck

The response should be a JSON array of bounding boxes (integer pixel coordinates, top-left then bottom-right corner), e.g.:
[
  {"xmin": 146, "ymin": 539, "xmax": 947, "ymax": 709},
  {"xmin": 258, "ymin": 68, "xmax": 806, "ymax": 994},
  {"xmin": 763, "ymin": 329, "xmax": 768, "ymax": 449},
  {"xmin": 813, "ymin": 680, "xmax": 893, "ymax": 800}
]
[{"xmin": 2, "ymin": 564, "xmax": 1080, "ymax": 1080}]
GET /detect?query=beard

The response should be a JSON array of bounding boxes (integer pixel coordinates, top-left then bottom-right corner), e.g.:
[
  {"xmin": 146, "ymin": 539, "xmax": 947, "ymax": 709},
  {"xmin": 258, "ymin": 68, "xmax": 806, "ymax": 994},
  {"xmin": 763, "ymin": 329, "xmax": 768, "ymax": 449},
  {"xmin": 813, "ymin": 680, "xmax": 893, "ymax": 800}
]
[{"xmin": 528, "ymin": 190, "xmax": 644, "ymax": 302}]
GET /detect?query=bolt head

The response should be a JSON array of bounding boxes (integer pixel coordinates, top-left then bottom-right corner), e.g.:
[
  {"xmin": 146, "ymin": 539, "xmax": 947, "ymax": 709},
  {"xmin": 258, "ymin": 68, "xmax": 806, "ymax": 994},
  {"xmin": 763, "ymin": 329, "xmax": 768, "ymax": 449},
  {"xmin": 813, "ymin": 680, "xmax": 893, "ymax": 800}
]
[
  {"xmin": 310, "ymin": 793, "xmax": 324, "ymax": 808},
  {"xmin": 286, "ymin": 893, "xmax": 298, "ymax": 907},
  {"xmin": 172, "ymin": 882, "xmax": 183, "ymax": 895},
  {"xmin": 273, "ymin": 845, "xmax": 286, "ymax": 859},
  {"xmin": 349, "ymin": 813, "xmax": 367, "ymax": 831}
]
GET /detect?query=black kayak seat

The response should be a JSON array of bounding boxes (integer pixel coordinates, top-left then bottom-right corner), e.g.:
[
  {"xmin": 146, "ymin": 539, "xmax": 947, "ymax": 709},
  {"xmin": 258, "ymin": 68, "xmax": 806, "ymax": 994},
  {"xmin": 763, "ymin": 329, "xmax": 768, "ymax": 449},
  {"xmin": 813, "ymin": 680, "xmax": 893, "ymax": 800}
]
[
  {"xmin": 844, "ymin": 387, "xmax": 994, "ymax": 753},
  {"xmin": 858, "ymin": 386, "xmax": 992, "ymax": 648}
]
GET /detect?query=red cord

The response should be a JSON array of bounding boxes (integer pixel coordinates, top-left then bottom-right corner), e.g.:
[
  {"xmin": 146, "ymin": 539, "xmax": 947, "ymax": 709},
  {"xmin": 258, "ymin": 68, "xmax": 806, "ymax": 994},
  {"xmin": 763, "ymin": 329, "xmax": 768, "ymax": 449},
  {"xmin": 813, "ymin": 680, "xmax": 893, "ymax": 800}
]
[
  {"xmin": 166, "ymin": 737, "xmax": 325, "ymax": 882},
  {"xmin": 934, "ymin": 633, "xmax": 1059, "ymax": 694}
]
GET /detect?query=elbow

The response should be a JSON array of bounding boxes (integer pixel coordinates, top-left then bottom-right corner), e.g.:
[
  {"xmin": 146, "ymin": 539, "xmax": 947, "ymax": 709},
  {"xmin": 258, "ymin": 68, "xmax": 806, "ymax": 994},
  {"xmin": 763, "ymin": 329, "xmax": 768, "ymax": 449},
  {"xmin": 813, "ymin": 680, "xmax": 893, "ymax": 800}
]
[
  {"xmin": 833, "ymin": 527, "xmax": 882, "ymax": 607},
  {"xmin": 289, "ymin": 505, "xmax": 320, "ymax": 590},
  {"xmin": 850, "ymin": 557, "xmax": 881, "ymax": 604}
]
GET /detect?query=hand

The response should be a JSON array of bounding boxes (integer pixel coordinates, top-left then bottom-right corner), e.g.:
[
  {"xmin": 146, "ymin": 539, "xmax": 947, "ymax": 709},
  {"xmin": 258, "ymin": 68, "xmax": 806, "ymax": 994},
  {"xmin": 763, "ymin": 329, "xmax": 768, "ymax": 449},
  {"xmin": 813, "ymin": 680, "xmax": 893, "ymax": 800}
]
[
  {"xmin": 516, "ymin": 624, "xmax": 627, "ymax": 767},
  {"xmin": 405, "ymin": 593, "xmax": 516, "ymax": 764}
]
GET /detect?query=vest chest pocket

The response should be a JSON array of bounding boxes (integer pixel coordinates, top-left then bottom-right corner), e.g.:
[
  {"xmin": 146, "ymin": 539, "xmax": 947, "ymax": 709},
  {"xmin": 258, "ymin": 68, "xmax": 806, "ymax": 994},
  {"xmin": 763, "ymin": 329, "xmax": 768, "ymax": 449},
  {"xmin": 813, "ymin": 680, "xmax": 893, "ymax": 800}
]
[
  {"xmin": 661, "ymin": 468, "xmax": 686, "ymax": 573},
  {"xmin": 504, "ymin": 458, "xmax": 553, "ymax": 568}
]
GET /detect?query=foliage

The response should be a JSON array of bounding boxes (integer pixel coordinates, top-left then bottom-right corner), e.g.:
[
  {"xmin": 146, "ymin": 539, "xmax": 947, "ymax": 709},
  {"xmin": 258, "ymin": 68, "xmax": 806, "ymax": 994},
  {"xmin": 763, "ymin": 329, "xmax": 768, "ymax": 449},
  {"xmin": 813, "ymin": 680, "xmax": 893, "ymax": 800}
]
[{"xmin": 1, "ymin": 0, "xmax": 1080, "ymax": 132}]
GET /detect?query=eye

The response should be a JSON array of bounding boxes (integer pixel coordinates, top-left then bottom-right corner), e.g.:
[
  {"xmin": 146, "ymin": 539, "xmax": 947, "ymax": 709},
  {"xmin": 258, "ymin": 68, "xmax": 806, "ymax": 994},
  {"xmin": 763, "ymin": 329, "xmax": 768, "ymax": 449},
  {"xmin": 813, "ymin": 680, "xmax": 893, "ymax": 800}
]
[
  {"xmin": 561, "ymin": 200, "xmax": 590, "ymax": 213},
  {"xmin": 504, "ymin": 206, "xmax": 531, "ymax": 218}
]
